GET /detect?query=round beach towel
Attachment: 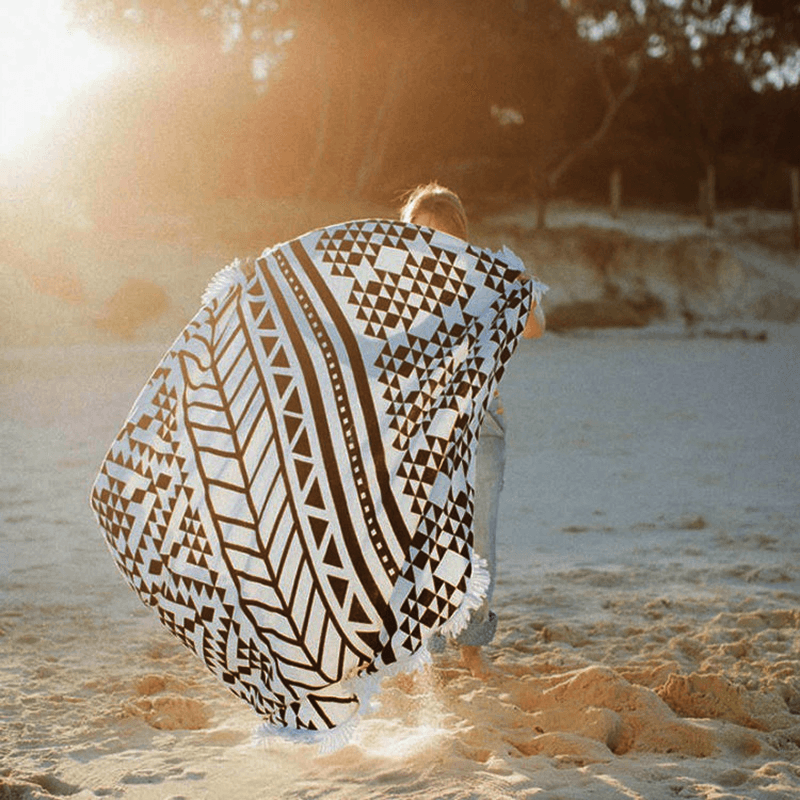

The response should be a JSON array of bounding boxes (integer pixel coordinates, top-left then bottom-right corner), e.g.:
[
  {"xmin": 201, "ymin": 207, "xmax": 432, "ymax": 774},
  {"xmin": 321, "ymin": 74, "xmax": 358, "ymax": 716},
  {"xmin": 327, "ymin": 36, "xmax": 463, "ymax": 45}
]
[{"xmin": 90, "ymin": 219, "xmax": 544, "ymax": 743}]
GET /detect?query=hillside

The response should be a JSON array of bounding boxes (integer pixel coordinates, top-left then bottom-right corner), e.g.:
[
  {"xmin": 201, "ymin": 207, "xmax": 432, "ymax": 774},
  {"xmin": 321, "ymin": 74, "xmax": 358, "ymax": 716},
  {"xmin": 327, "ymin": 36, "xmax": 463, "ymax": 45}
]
[
  {"xmin": 2, "ymin": 196, "xmax": 798, "ymax": 347},
  {"xmin": 475, "ymin": 203, "xmax": 800, "ymax": 332}
]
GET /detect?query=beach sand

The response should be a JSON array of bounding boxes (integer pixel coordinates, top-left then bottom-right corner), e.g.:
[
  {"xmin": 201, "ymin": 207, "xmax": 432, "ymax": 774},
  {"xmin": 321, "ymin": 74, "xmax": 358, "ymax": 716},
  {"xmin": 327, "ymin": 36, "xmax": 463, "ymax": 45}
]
[{"xmin": 2, "ymin": 314, "xmax": 799, "ymax": 798}]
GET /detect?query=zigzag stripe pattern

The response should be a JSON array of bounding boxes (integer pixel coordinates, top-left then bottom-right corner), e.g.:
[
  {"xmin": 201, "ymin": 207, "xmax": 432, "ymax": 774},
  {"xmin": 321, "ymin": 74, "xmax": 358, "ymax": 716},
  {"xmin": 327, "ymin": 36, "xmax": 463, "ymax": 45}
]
[{"xmin": 90, "ymin": 220, "xmax": 541, "ymax": 736}]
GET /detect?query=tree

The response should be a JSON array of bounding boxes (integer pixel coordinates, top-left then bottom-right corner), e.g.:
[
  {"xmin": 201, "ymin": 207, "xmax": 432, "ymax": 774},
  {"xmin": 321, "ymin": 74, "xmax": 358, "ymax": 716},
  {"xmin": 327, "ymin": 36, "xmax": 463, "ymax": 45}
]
[
  {"xmin": 556, "ymin": 0, "xmax": 800, "ymax": 220},
  {"xmin": 63, "ymin": 0, "xmax": 799, "ymax": 214},
  {"xmin": 749, "ymin": 0, "xmax": 800, "ymax": 74}
]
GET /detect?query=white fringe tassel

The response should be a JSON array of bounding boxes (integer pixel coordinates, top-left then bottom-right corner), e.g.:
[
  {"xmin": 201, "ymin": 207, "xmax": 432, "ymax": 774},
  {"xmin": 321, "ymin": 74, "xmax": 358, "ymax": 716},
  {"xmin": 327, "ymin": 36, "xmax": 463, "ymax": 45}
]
[
  {"xmin": 254, "ymin": 552, "xmax": 488, "ymax": 754},
  {"xmin": 437, "ymin": 550, "xmax": 491, "ymax": 640},
  {"xmin": 201, "ymin": 259, "xmax": 246, "ymax": 306},
  {"xmin": 253, "ymin": 644, "xmax": 434, "ymax": 755}
]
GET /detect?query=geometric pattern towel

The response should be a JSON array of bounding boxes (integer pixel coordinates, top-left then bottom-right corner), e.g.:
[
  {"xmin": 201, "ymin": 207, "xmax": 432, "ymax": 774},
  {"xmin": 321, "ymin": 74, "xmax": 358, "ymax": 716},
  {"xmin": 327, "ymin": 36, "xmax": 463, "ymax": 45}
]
[{"xmin": 90, "ymin": 219, "xmax": 544, "ymax": 742}]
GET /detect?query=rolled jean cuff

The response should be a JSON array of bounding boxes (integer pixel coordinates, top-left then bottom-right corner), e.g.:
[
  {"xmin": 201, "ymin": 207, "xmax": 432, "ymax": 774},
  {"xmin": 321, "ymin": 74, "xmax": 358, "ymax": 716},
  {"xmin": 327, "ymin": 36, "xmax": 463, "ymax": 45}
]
[{"xmin": 453, "ymin": 610, "xmax": 498, "ymax": 647}]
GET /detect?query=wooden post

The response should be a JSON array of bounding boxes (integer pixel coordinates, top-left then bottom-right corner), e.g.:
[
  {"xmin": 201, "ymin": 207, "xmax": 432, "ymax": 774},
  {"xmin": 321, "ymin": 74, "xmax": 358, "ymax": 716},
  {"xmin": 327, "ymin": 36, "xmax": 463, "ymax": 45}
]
[
  {"xmin": 792, "ymin": 167, "xmax": 800, "ymax": 251},
  {"xmin": 699, "ymin": 179, "xmax": 707, "ymax": 223},
  {"xmin": 535, "ymin": 193, "xmax": 548, "ymax": 231},
  {"xmin": 610, "ymin": 167, "xmax": 622, "ymax": 220},
  {"xmin": 704, "ymin": 163, "xmax": 716, "ymax": 229}
]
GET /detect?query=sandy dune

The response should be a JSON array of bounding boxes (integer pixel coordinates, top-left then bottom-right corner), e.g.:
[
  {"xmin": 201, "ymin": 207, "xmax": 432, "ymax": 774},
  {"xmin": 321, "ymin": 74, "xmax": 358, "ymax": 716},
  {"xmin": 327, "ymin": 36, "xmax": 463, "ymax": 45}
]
[{"xmin": 2, "ymin": 313, "xmax": 799, "ymax": 798}]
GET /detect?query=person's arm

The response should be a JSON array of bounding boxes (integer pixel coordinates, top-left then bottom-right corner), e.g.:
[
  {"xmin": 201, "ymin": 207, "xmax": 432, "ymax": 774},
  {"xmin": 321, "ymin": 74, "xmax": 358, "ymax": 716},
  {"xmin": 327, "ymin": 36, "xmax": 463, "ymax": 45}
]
[
  {"xmin": 515, "ymin": 272, "xmax": 545, "ymax": 339},
  {"xmin": 501, "ymin": 248, "xmax": 546, "ymax": 339},
  {"xmin": 522, "ymin": 298, "xmax": 545, "ymax": 339}
]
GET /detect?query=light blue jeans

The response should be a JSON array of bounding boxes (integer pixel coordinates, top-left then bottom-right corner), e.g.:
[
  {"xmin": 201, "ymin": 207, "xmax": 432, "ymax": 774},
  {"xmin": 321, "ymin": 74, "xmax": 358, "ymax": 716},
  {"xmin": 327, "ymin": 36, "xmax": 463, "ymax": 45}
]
[{"xmin": 430, "ymin": 395, "xmax": 506, "ymax": 650}]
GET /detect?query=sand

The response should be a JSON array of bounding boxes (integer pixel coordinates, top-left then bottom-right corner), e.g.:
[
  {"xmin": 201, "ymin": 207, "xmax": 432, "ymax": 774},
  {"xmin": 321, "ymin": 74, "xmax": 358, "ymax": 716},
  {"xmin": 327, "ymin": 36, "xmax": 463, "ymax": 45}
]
[
  {"xmin": 1, "ymin": 319, "xmax": 799, "ymax": 799},
  {"xmin": 2, "ymin": 202, "xmax": 800, "ymax": 798}
]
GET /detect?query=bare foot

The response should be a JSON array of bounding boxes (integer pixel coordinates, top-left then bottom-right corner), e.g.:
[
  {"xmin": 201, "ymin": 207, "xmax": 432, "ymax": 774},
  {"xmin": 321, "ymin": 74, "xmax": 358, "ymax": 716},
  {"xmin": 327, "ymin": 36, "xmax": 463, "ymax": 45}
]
[{"xmin": 460, "ymin": 646, "xmax": 494, "ymax": 679}]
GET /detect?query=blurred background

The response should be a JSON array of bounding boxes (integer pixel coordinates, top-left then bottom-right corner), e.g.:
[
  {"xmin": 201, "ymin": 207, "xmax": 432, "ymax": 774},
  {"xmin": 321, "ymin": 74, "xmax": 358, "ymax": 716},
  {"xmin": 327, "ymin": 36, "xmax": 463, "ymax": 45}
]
[{"xmin": 2, "ymin": 0, "xmax": 800, "ymax": 345}]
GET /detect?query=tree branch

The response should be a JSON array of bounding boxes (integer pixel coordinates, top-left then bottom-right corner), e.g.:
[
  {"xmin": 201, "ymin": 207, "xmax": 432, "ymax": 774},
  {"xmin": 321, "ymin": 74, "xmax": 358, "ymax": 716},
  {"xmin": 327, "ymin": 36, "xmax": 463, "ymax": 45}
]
[{"xmin": 547, "ymin": 51, "xmax": 642, "ymax": 190}]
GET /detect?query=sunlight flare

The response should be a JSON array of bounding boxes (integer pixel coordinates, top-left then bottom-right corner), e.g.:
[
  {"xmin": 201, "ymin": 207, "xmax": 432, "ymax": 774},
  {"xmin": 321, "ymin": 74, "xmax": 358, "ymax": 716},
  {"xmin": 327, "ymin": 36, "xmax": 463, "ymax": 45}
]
[{"xmin": 0, "ymin": 0, "xmax": 118, "ymax": 157}]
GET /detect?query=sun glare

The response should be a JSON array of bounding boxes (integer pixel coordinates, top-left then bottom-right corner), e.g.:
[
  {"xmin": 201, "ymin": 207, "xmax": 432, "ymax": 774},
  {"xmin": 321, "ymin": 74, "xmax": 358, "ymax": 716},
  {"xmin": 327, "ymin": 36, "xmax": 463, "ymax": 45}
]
[{"xmin": 0, "ymin": 0, "xmax": 118, "ymax": 158}]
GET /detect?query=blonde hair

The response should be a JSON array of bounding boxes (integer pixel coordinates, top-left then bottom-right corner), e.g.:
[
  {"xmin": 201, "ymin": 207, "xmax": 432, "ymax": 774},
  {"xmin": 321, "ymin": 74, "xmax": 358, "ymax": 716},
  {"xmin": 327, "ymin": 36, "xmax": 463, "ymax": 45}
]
[{"xmin": 399, "ymin": 182, "xmax": 468, "ymax": 240}]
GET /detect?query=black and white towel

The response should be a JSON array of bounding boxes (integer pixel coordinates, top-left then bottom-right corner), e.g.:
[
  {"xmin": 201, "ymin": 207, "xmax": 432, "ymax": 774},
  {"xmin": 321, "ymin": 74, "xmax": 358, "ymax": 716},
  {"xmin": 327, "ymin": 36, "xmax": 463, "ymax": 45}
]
[{"xmin": 90, "ymin": 219, "xmax": 544, "ymax": 743}]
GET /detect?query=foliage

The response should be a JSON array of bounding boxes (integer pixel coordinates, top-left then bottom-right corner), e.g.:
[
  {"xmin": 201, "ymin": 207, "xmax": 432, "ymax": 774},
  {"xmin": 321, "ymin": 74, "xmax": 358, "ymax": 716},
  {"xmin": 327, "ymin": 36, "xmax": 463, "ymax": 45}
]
[{"xmin": 57, "ymin": 0, "xmax": 800, "ymax": 216}]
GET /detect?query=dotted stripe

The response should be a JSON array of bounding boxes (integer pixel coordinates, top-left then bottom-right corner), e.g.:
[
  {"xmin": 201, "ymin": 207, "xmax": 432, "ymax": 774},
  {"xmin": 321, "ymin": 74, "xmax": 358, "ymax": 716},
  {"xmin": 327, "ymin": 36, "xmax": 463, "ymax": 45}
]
[{"xmin": 272, "ymin": 249, "xmax": 400, "ymax": 581}]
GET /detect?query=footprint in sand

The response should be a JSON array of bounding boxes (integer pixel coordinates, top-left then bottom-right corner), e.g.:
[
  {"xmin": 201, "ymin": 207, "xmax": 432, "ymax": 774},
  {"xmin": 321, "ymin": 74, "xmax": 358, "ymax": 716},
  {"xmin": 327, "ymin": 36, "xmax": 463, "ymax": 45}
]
[
  {"xmin": 121, "ymin": 673, "xmax": 211, "ymax": 730},
  {"xmin": 0, "ymin": 772, "xmax": 81, "ymax": 798},
  {"xmin": 121, "ymin": 772, "xmax": 165, "ymax": 785},
  {"xmin": 444, "ymin": 663, "xmax": 726, "ymax": 763},
  {"xmin": 658, "ymin": 672, "xmax": 796, "ymax": 733}
]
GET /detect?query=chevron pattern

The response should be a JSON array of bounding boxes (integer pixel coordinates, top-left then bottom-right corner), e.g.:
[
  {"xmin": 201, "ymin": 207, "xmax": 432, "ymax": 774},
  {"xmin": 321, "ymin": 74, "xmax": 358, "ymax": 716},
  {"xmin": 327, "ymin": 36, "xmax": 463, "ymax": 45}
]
[{"xmin": 90, "ymin": 220, "xmax": 541, "ymax": 737}]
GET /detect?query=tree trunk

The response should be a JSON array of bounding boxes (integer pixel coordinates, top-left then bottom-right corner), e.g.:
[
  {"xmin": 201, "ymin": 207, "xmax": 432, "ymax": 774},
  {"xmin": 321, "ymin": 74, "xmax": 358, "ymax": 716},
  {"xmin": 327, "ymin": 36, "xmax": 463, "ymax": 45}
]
[
  {"xmin": 301, "ymin": 41, "xmax": 333, "ymax": 199},
  {"xmin": 699, "ymin": 179, "xmax": 707, "ymax": 223},
  {"xmin": 704, "ymin": 163, "xmax": 716, "ymax": 229},
  {"xmin": 244, "ymin": 120, "xmax": 260, "ymax": 198},
  {"xmin": 352, "ymin": 5, "xmax": 434, "ymax": 197},
  {"xmin": 535, "ymin": 192, "xmax": 549, "ymax": 231},
  {"xmin": 354, "ymin": 58, "xmax": 404, "ymax": 197},
  {"xmin": 610, "ymin": 167, "xmax": 622, "ymax": 220}
]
